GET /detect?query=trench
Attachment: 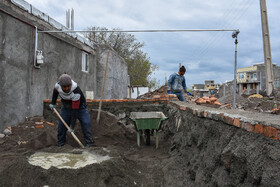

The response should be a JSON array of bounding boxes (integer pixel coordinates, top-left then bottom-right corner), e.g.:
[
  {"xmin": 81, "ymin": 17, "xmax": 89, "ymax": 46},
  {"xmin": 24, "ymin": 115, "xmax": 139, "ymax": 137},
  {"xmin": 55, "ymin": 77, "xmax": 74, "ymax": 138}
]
[{"xmin": 0, "ymin": 101, "xmax": 280, "ymax": 186}]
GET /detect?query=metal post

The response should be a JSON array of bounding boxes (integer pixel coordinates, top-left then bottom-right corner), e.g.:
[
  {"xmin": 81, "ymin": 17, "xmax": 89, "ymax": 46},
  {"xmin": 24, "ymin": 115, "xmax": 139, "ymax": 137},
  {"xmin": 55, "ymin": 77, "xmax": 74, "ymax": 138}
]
[
  {"xmin": 233, "ymin": 37, "xmax": 238, "ymax": 109},
  {"xmin": 34, "ymin": 26, "xmax": 40, "ymax": 69},
  {"xmin": 71, "ymin": 8, "xmax": 74, "ymax": 30}
]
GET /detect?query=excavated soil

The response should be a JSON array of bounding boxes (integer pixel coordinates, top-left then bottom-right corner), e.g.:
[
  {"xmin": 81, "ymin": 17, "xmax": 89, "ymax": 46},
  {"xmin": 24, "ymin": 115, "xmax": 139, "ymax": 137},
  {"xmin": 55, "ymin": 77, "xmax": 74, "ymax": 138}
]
[{"xmin": 0, "ymin": 109, "xmax": 171, "ymax": 187}]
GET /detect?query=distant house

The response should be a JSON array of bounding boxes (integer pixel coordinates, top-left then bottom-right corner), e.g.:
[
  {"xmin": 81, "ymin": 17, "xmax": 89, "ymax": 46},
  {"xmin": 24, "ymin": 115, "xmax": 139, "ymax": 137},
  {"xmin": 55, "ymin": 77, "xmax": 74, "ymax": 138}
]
[
  {"xmin": 237, "ymin": 63, "xmax": 280, "ymax": 93},
  {"xmin": 204, "ymin": 80, "xmax": 215, "ymax": 90},
  {"xmin": 128, "ymin": 86, "xmax": 150, "ymax": 99},
  {"xmin": 191, "ymin": 80, "xmax": 219, "ymax": 97}
]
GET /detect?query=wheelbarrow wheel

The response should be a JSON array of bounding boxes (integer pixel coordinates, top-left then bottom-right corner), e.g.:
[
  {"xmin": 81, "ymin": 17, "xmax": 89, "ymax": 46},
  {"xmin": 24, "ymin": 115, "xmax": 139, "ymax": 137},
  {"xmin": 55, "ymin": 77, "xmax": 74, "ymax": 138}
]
[{"xmin": 144, "ymin": 129, "xmax": 150, "ymax": 145}]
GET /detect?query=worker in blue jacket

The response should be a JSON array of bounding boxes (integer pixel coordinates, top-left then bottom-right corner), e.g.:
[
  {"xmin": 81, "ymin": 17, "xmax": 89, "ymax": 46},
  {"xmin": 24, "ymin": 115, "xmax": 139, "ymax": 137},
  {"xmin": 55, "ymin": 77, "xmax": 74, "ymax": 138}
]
[
  {"xmin": 49, "ymin": 74, "xmax": 93, "ymax": 147},
  {"xmin": 167, "ymin": 66, "xmax": 190, "ymax": 101}
]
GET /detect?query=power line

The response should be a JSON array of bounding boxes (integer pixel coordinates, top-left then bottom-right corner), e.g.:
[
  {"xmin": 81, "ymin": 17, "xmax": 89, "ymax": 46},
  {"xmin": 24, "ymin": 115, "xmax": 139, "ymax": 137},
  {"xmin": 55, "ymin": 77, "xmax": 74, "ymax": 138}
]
[{"xmin": 38, "ymin": 29, "xmax": 238, "ymax": 33}]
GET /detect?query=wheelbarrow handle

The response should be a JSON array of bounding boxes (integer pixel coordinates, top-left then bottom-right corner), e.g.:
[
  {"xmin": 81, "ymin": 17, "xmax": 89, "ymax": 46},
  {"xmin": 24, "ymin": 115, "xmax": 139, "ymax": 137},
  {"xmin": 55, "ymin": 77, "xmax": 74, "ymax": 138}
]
[{"xmin": 53, "ymin": 108, "xmax": 85, "ymax": 148}]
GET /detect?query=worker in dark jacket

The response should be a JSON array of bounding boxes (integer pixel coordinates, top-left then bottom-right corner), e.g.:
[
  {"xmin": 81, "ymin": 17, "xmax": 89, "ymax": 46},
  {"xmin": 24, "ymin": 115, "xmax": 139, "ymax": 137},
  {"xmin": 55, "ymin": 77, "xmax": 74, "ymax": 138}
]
[
  {"xmin": 167, "ymin": 66, "xmax": 188, "ymax": 102},
  {"xmin": 49, "ymin": 74, "xmax": 93, "ymax": 147}
]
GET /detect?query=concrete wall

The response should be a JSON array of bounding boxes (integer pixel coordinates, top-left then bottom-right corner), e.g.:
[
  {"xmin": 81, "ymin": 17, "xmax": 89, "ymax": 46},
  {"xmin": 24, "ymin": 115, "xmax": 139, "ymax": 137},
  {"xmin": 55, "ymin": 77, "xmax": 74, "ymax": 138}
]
[
  {"xmin": 0, "ymin": 0, "xmax": 129, "ymax": 130},
  {"xmin": 96, "ymin": 47, "xmax": 129, "ymax": 99},
  {"xmin": 218, "ymin": 81, "xmax": 234, "ymax": 98}
]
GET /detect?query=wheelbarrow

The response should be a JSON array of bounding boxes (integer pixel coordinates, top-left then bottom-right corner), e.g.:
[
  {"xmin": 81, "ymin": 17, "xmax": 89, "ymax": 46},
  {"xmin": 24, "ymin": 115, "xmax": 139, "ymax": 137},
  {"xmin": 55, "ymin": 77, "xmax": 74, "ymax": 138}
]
[{"xmin": 130, "ymin": 112, "xmax": 168, "ymax": 148}]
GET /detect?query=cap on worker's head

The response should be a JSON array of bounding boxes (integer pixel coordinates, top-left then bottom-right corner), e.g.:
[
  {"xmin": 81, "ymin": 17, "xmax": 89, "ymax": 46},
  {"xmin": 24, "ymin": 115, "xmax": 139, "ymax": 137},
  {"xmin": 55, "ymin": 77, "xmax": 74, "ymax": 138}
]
[
  {"xmin": 59, "ymin": 74, "xmax": 72, "ymax": 86},
  {"xmin": 179, "ymin": 66, "xmax": 186, "ymax": 73}
]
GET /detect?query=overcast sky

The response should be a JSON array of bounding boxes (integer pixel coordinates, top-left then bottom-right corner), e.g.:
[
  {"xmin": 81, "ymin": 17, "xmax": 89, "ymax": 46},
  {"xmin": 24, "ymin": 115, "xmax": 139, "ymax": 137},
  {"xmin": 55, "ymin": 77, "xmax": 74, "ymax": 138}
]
[{"xmin": 25, "ymin": 0, "xmax": 280, "ymax": 87}]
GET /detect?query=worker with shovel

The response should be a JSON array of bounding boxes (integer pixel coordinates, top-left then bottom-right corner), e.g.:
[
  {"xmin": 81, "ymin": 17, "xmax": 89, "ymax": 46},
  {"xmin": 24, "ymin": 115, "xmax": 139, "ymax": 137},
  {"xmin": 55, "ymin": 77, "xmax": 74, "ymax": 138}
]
[
  {"xmin": 167, "ymin": 66, "xmax": 189, "ymax": 102},
  {"xmin": 49, "ymin": 74, "xmax": 93, "ymax": 147}
]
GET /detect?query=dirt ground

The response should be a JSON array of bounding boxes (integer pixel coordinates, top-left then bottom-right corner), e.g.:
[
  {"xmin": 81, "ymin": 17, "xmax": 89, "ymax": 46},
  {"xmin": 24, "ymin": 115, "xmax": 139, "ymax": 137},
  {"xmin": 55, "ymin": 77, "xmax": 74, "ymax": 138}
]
[{"xmin": 0, "ymin": 109, "xmax": 172, "ymax": 187}]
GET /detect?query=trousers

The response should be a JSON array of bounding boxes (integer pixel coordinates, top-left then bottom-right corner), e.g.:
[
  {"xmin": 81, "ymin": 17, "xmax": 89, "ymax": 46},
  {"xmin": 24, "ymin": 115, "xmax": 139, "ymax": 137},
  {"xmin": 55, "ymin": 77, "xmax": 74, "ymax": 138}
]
[{"xmin": 57, "ymin": 104, "xmax": 93, "ymax": 146}]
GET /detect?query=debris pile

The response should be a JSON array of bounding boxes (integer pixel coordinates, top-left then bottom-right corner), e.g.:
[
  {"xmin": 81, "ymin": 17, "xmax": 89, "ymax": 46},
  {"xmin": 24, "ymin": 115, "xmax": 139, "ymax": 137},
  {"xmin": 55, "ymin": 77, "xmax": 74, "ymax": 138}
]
[
  {"xmin": 194, "ymin": 95, "xmax": 233, "ymax": 108},
  {"xmin": 137, "ymin": 85, "xmax": 167, "ymax": 98}
]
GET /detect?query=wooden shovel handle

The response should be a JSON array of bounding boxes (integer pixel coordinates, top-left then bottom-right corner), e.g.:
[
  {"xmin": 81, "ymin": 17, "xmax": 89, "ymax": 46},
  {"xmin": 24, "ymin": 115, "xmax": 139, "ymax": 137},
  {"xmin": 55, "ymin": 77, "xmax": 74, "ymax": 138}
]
[{"xmin": 53, "ymin": 108, "xmax": 85, "ymax": 148}]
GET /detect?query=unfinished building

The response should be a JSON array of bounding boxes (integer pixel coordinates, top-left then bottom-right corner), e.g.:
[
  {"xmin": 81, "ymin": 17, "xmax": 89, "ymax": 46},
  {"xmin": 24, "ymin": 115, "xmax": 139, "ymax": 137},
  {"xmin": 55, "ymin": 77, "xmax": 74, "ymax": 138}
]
[
  {"xmin": 0, "ymin": 0, "xmax": 129, "ymax": 130},
  {"xmin": 237, "ymin": 63, "xmax": 280, "ymax": 94}
]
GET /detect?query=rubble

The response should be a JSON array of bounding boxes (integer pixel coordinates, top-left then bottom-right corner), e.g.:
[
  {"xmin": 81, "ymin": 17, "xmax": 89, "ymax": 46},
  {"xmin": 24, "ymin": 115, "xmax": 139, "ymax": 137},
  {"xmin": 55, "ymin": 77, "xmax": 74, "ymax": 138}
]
[{"xmin": 3, "ymin": 128, "xmax": 12, "ymax": 136}]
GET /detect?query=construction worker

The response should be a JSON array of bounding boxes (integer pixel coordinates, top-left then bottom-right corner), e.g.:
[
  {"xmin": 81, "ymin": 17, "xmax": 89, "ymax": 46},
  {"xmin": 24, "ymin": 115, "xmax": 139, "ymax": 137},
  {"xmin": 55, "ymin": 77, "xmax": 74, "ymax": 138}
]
[
  {"xmin": 167, "ymin": 66, "xmax": 188, "ymax": 101},
  {"xmin": 49, "ymin": 74, "xmax": 93, "ymax": 147}
]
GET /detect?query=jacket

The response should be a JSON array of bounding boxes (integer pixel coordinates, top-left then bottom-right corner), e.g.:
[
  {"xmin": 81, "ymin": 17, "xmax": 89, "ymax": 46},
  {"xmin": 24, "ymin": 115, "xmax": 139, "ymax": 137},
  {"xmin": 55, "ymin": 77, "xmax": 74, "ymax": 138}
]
[{"xmin": 167, "ymin": 72, "xmax": 187, "ymax": 92}]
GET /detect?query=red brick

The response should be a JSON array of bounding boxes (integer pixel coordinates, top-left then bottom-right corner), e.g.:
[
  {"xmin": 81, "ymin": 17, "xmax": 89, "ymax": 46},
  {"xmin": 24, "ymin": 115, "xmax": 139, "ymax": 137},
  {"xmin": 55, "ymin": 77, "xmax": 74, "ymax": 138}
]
[
  {"xmin": 254, "ymin": 124, "xmax": 264, "ymax": 134},
  {"xmin": 179, "ymin": 106, "xmax": 187, "ymax": 111},
  {"xmin": 241, "ymin": 122, "xmax": 254, "ymax": 132},
  {"xmin": 264, "ymin": 126, "xmax": 278, "ymax": 140},
  {"xmin": 224, "ymin": 116, "xmax": 234, "ymax": 125},
  {"xmin": 153, "ymin": 95, "xmax": 160, "ymax": 98},
  {"xmin": 233, "ymin": 118, "xmax": 241, "ymax": 128},
  {"xmin": 201, "ymin": 111, "xmax": 207, "ymax": 118}
]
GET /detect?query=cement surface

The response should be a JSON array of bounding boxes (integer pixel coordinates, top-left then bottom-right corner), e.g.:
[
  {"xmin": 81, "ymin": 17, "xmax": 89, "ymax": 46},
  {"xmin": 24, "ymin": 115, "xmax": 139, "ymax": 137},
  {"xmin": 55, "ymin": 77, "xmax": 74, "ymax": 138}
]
[{"xmin": 172, "ymin": 101, "xmax": 280, "ymax": 127}]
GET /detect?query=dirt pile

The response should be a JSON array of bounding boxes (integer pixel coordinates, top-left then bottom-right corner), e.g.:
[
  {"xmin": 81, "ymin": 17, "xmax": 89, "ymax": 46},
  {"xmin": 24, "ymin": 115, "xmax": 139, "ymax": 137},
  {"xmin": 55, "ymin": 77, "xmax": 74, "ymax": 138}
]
[
  {"xmin": 217, "ymin": 91, "xmax": 280, "ymax": 113},
  {"xmin": 0, "ymin": 109, "xmax": 171, "ymax": 187},
  {"xmin": 137, "ymin": 85, "xmax": 167, "ymax": 98}
]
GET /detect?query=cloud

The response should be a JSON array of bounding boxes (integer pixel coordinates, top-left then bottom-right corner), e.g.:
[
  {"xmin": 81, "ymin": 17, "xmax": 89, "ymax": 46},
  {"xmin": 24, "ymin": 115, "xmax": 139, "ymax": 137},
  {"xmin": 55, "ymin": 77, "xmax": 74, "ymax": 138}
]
[{"xmin": 25, "ymin": 0, "xmax": 280, "ymax": 87}]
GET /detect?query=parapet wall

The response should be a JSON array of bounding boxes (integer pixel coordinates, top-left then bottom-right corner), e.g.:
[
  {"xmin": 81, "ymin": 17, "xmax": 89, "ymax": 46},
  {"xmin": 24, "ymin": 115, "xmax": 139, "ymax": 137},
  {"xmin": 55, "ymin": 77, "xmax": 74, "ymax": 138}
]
[{"xmin": 43, "ymin": 96, "xmax": 280, "ymax": 186}]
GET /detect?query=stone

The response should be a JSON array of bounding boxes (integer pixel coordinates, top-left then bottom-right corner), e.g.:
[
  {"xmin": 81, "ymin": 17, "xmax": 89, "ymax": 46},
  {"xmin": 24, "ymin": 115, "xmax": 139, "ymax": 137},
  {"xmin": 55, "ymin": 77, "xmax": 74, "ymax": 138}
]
[
  {"xmin": 0, "ymin": 134, "xmax": 5, "ymax": 138},
  {"xmin": 3, "ymin": 129, "xmax": 12, "ymax": 135}
]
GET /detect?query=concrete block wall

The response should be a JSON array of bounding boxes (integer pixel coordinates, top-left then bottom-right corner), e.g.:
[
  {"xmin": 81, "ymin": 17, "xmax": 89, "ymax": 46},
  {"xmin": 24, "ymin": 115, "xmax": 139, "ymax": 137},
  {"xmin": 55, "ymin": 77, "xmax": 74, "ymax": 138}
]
[
  {"xmin": 0, "ymin": 0, "xmax": 129, "ymax": 130},
  {"xmin": 96, "ymin": 47, "xmax": 129, "ymax": 99}
]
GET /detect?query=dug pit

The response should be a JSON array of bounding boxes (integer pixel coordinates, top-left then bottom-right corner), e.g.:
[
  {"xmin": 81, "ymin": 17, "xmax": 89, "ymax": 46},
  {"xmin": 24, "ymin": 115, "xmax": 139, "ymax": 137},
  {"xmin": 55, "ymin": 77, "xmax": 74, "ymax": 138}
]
[
  {"xmin": 28, "ymin": 150, "xmax": 111, "ymax": 169},
  {"xmin": 1, "ymin": 100, "xmax": 280, "ymax": 186}
]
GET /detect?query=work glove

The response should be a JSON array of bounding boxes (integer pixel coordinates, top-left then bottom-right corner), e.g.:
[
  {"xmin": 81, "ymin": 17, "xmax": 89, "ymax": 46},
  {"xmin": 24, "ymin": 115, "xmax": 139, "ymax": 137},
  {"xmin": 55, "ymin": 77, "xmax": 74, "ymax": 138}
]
[
  {"xmin": 49, "ymin": 104, "xmax": 55, "ymax": 110},
  {"xmin": 167, "ymin": 90, "xmax": 171, "ymax": 94},
  {"xmin": 187, "ymin": 92, "xmax": 193, "ymax": 96},
  {"xmin": 67, "ymin": 128, "xmax": 74, "ymax": 133}
]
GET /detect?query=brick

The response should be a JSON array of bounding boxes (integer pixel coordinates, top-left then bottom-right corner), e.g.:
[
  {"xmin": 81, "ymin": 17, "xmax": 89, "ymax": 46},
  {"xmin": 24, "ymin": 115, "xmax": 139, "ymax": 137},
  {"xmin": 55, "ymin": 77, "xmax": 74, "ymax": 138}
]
[
  {"xmin": 153, "ymin": 95, "xmax": 161, "ymax": 98},
  {"xmin": 241, "ymin": 122, "xmax": 254, "ymax": 132},
  {"xmin": 233, "ymin": 118, "xmax": 241, "ymax": 128},
  {"xmin": 179, "ymin": 106, "xmax": 187, "ymax": 111},
  {"xmin": 168, "ymin": 94, "xmax": 177, "ymax": 98},
  {"xmin": 254, "ymin": 124, "xmax": 264, "ymax": 134},
  {"xmin": 44, "ymin": 100, "xmax": 51, "ymax": 103},
  {"xmin": 224, "ymin": 116, "xmax": 234, "ymax": 125},
  {"xmin": 264, "ymin": 126, "xmax": 278, "ymax": 140},
  {"xmin": 46, "ymin": 122, "xmax": 55, "ymax": 127},
  {"xmin": 201, "ymin": 111, "xmax": 207, "ymax": 118}
]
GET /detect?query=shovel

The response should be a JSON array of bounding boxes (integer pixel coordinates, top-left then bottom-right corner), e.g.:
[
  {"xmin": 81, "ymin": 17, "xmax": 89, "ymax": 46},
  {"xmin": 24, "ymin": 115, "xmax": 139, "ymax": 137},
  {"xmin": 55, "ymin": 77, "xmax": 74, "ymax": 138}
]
[{"xmin": 53, "ymin": 108, "xmax": 85, "ymax": 148}]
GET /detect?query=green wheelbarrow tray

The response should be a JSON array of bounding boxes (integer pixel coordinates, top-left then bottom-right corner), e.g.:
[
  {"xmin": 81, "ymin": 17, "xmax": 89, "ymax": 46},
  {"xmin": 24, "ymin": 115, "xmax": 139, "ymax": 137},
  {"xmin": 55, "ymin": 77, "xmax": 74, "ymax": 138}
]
[{"xmin": 130, "ymin": 112, "xmax": 168, "ymax": 148}]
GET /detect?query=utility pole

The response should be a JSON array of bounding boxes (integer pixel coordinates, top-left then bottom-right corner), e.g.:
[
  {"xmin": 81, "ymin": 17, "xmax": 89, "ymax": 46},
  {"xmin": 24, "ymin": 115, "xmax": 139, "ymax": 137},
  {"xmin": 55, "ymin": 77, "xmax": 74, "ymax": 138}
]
[{"xmin": 260, "ymin": 0, "xmax": 274, "ymax": 96}]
